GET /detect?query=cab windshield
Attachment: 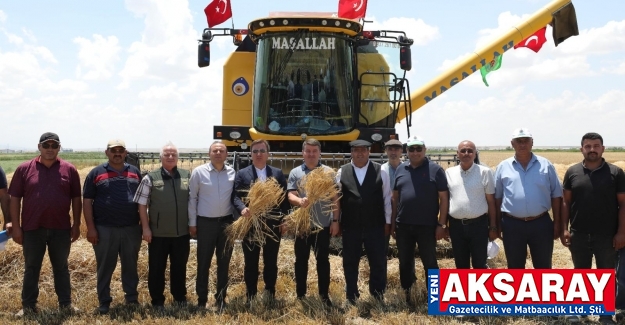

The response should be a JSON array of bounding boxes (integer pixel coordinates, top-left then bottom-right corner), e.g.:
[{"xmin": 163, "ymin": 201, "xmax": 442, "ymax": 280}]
[{"xmin": 252, "ymin": 31, "xmax": 354, "ymax": 135}]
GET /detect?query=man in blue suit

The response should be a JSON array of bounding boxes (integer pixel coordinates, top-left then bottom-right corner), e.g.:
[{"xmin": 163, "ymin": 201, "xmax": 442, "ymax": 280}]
[{"xmin": 233, "ymin": 139, "xmax": 289, "ymax": 306}]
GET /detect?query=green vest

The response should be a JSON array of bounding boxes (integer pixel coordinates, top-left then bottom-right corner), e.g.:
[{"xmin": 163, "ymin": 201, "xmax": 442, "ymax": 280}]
[{"xmin": 147, "ymin": 167, "xmax": 190, "ymax": 237}]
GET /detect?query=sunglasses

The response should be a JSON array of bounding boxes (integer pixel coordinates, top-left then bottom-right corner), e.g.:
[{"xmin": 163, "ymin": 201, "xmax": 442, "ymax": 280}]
[
  {"xmin": 41, "ymin": 142, "xmax": 60, "ymax": 149},
  {"xmin": 459, "ymin": 149, "xmax": 474, "ymax": 154},
  {"xmin": 252, "ymin": 149, "xmax": 267, "ymax": 154},
  {"xmin": 408, "ymin": 146, "xmax": 424, "ymax": 152},
  {"xmin": 109, "ymin": 148, "xmax": 125, "ymax": 154}
]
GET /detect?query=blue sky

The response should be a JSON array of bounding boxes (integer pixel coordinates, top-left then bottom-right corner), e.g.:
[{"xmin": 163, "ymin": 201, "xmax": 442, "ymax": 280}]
[{"xmin": 1, "ymin": 0, "xmax": 624, "ymax": 150}]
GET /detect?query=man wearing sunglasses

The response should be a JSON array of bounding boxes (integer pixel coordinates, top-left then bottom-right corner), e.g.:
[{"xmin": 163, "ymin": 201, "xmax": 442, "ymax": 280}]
[
  {"xmin": 232, "ymin": 139, "xmax": 289, "ymax": 307},
  {"xmin": 7, "ymin": 132, "xmax": 82, "ymax": 316},
  {"xmin": 391, "ymin": 136, "xmax": 448, "ymax": 305},
  {"xmin": 494, "ymin": 128, "xmax": 562, "ymax": 269},
  {"xmin": 83, "ymin": 139, "xmax": 142, "ymax": 314},
  {"xmin": 336, "ymin": 139, "xmax": 392, "ymax": 304},
  {"xmin": 445, "ymin": 140, "xmax": 497, "ymax": 269}
]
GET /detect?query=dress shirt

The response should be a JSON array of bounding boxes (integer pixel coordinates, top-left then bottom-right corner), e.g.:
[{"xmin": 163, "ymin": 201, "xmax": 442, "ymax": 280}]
[
  {"xmin": 255, "ymin": 166, "xmax": 267, "ymax": 181},
  {"xmin": 188, "ymin": 162, "xmax": 235, "ymax": 226},
  {"xmin": 336, "ymin": 160, "xmax": 393, "ymax": 224},
  {"xmin": 495, "ymin": 154, "xmax": 563, "ymax": 218},
  {"xmin": 446, "ymin": 163, "xmax": 495, "ymax": 219}
]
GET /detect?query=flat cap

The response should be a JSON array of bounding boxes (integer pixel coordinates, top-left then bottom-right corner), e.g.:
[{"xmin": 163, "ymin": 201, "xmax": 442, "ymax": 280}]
[
  {"xmin": 384, "ymin": 139, "xmax": 403, "ymax": 148},
  {"xmin": 39, "ymin": 132, "xmax": 60, "ymax": 143},
  {"xmin": 107, "ymin": 139, "xmax": 126, "ymax": 149},
  {"xmin": 349, "ymin": 139, "xmax": 372, "ymax": 147}
]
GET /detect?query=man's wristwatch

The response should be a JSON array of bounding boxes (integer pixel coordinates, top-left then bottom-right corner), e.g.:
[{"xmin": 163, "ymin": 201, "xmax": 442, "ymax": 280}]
[
  {"xmin": 437, "ymin": 223, "xmax": 447, "ymax": 229},
  {"xmin": 489, "ymin": 226, "xmax": 498, "ymax": 231},
  {"xmin": 332, "ymin": 219, "xmax": 339, "ymax": 222}
]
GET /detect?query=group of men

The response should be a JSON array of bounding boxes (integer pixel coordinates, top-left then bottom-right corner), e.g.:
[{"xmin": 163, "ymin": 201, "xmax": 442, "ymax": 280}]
[{"xmin": 1, "ymin": 129, "xmax": 624, "ymax": 323}]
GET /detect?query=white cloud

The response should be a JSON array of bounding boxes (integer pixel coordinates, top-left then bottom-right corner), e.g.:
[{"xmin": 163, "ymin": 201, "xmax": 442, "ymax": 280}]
[
  {"xmin": 118, "ymin": 0, "xmax": 199, "ymax": 88},
  {"xmin": 73, "ymin": 34, "xmax": 121, "ymax": 80},
  {"xmin": 2, "ymin": 29, "xmax": 24, "ymax": 45},
  {"xmin": 0, "ymin": 10, "xmax": 6, "ymax": 23},
  {"xmin": 366, "ymin": 16, "xmax": 440, "ymax": 46},
  {"xmin": 558, "ymin": 20, "xmax": 625, "ymax": 55}
]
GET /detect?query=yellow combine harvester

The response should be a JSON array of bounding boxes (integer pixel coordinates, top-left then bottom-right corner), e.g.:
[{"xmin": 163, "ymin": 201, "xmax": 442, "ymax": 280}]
[{"xmin": 184, "ymin": 0, "xmax": 573, "ymax": 171}]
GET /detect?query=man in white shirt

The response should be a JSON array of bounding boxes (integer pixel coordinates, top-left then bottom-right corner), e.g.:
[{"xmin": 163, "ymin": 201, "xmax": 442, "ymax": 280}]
[
  {"xmin": 188, "ymin": 141, "xmax": 236, "ymax": 311},
  {"xmin": 445, "ymin": 140, "xmax": 497, "ymax": 269},
  {"xmin": 381, "ymin": 139, "xmax": 403, "ymax": 254},
  {"xmin": 336, "ymin": 139, "xmax": 392, "ymax": 304}
]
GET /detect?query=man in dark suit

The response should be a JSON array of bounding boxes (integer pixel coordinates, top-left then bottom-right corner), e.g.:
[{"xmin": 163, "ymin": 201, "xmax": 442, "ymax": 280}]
[
  {"xmin": 233, "ymin": 139, "xmax": 289, "ymax": 306},
  {"xmin": 336, "ymin": 139, "xmax": 393, "ymax": 305}
]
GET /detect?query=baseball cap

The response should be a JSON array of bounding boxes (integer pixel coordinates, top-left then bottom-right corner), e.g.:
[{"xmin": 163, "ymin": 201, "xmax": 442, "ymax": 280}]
[
  {"xmin": 107, "ymin": 139, "xmax": 126, "ymax": 149},
  {"xmin": 384, "ymin": 139, "xmax": 403, "ymax": 148},
  {"xmin": 512, "ymin": 128, "xmax": 532, "ymax": 139},
  {"xmin": 406, "ymin": 136, "xmax": 425, "ymax": 147},
  {"xmin": 349, "ymin": 139, "xmax": 372, "ymax": 147},
  {"xmin": 39, "ymin": 132, "xmax": 60, "ymax": 143}
]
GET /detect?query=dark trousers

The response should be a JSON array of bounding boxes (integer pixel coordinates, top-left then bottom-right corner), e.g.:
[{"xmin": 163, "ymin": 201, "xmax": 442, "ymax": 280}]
[
  {"xmin": 148, "ymin": 234, "xmax": 191, "ymax": 306},
  {"xmin": 22, "ymin": 227, "xmax": 72, "ymax": 308},
  {"xmin": 569, "ymin": 230, "xmax": 616, "ymax": 269},
  {"xmin": 242, "ymin": 219, "xmax": 281, "ymax": 298},
  {"xmin": 196, "ymin": 216, "xmax": 233, "ymax": 304},
  {"xmin": 395, "ymin": 223, "xmax": 438, "ymax": 291},
  {"xmin": 449, "ymin": 215, "xmax": 489, "ymax": 269},
  {"xmin": 294, "ymin": 227, "xmax": 330, "ymax": 298},
  {"xmin": 501, "ymin": 214, "xmax": 553, "ymax": 268},
  {"xmin": 342, "ymin": 226, "xmax": 387, "ymax": 300},
  {"xmin": 616, "ymin": 249, "xmax": 625, "ymax": 309},
  {"xmin": 93, "ymin": 224, "xmax": 142, "ymax": 305}
]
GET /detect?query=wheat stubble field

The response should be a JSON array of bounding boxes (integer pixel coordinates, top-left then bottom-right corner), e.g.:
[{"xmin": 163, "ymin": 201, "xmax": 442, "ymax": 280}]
[{"xmin": 0, "ymin": 151, "xmax": 624, "ymax": 325}]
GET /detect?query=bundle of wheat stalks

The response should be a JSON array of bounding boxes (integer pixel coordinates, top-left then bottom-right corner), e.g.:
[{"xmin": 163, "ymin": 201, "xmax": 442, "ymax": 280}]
[
  {"xmin": 284, "ymin": 166, "xmax": 340, "ymax": 237},
  {"xmin": 225, "ymin": 177, "xmax": 285, "ymax": 247}
]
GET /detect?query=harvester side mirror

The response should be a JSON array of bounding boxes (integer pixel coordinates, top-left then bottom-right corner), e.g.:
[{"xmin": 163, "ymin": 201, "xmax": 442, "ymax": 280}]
[
  {"xmin": 400, "ymin": 46, "xmax": 411, "ymax": 71},
  {"xmin": 198, "ymin": 42, "xmax": 210, "ymax": 68}
]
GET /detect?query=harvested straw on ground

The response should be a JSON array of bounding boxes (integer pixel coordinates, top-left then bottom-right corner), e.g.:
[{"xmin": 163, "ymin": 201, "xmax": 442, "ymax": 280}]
[
  {"xmin": 225, "ymin": 177, "xmax": 285, "ymax": 247},
  {"xmin": 284, "ymin": 166, "xmax": 339, "ymax": 237}
]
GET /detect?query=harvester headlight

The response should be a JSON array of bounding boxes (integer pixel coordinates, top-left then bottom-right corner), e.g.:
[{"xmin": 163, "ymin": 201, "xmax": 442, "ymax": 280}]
[
  {"xmin": 283, "ymin": 19, "xmax": 288, "ymax": 25},
  {"xmin": 322, "ymin": 20, "xmax": 327, "ymax": 26},
  {"xmin": 371, "ymin": 133, "xmax": 383, "ymax": 141},
  {"xmin": 230, "ymin": 131, "xmax": 241, "ymax": 139},
  {"xmin": 240, "ymin": 142, "xmax": 248, "ymax": 150},
  {"xmin": 346, "ymin": 22, "xmax": 351, "ymax": 28},
  {"xmin": 270, "ymin": 20, "xmax": 275, "ymax": 26},
  {"xmin": 335, "ymin": 21, "xmax": 341, "ymax": 27},
  {"xmin": 301, "ymin": 133, "xmax": 307, "ymax": 140},
  {"xmin": 259, "ymin": 21, "xmax": 265, "ymax": 27}
]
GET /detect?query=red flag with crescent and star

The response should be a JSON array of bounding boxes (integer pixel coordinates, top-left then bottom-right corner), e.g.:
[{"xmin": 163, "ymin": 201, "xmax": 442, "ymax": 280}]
[
  {"xmin": 338, "ymin": 0, "xmax": 368, "ymax": 20},
  {"xmin": 514, "ymin": 27, "xmax": 547, "ymax": 53},
  {"xmin": 204, "ymin": 0, "xmax": 232, "ymax": 28}
]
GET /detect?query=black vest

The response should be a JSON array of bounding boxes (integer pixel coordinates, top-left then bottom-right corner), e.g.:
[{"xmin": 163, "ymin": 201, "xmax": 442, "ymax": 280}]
[{"xmin": 339, "ymin": 162, "xmax": 385, "ymax": 229}]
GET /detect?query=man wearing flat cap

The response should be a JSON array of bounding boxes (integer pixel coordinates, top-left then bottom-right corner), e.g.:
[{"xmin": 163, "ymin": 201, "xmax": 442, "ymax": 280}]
[
  {"xmin": 83, "ymin": 139, "xmax": 142, "ymax": 314},
  {"xmin": 7, "ymin": 132, "xmax": 82, "ymax": 315},
  {"xmin": 494, "ymin": 128, "xmax": 562, "ymax": 269},
  {"xmin": 382, "ymin": 139, "xmax": 403, "ymax": 254},
  {"xmin": 336, "ymin": 139, "xmax": 392, "ymax": 304},
  {"xmin": 391, "ymin": 135, "xmax": 448, "ymax": 305}
]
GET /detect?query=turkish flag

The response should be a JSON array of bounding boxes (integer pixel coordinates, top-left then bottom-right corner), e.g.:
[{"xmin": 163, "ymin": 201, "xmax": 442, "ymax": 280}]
[
  {"xmin": 338, "ymin": 0, "xmax": 368, "ymax": 20},
  {"xmin": 204, "ymin": 0, "xmax": 232, "ymax": 28},
  {"xmin": 514, "ymin": 27, "xmax": 547, "ymax": 53}
]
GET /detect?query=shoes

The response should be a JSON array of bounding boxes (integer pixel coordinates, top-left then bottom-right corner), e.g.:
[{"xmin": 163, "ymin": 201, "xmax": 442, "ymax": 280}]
[
  {"xmin": 126, "ymin": 300, "xmax": 140, "ymax": 305},
  {"xmin": 173, "ymin": 300, "xmax": 187, "ymax": 307},
  {"xmin": 152, "ymin": 304, "xmax": 165, "ymax": 311},
  {"xmin": 616, "ymin": 310, "xmax": 625, "ymax": 322},
  {"xmin": 97, "ymin": 303, "xmax": 110, "ymax": 315},
  {"xmin": 599, "ymin": 316, "xmax": 616, "ymax": 325},
  {"xmin": 565, "ymin": 315, "xmax": 580, "ymax": 323},
  {"xmin": 15, "ymin": 306, "xmax": 38, "ymax": 317}
]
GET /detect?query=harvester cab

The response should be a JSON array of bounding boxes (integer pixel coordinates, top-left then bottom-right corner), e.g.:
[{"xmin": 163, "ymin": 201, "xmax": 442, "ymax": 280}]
[{"xmin": 197, "ymin": 13, "xmax": 452, "ymax": 171}]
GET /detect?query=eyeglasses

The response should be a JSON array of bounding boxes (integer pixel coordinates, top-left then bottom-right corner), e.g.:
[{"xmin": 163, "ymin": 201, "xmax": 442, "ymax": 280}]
[
  {"xmin": 459, "ymin": 149, "xmax": 474, "ymax": 154},
  {"xmin": 109, "ymin": 148, "xmax": 125, "ymax": 154},
  {"xmin": 407, "ymin": 146, "xmax": 424, "ymax": 152},
  {"xmin": 41, "ymin": 142, "xmax": 60, "ymax": 149},
  {"xmin": 252, "ymin": 149, "xmax": 267, "ymax": 154}
]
